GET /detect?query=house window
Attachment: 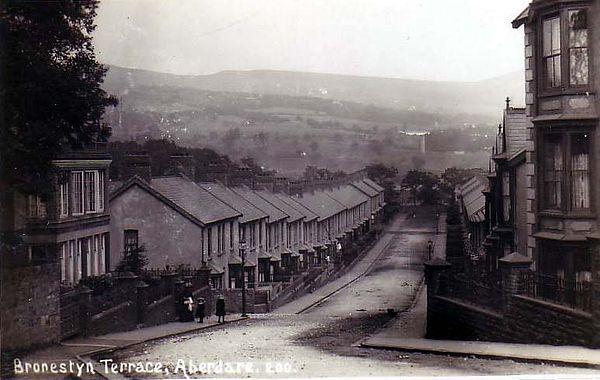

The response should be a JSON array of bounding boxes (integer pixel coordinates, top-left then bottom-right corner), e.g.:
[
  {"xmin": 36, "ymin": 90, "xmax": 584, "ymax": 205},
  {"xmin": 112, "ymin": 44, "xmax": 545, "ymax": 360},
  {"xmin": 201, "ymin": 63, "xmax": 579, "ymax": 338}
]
[
  {"xmin": 568, "ymin": 10, "xmax": 588, "ymax": 86},
  {"xmin": 542, "ymin": 16, "xmax": 562, "ymax": 89},
  {"xmin": 98, "ymin": 170, "xmax": 105, "ymax": 211},
  {"xmin": 28, "ymin": 195, "xmax": 47, "ymax": 218},
  {"xmin": 542, "ymin": 131, "xmax": 591, "ymax": 212},
  {"xmin": 72, "ymin": 171, "xmax": 84, "ymax": 215},
  {"xmin": 229, "ymin": 221, "xmax": 234, "ymax": 250},
  {"xmin": 543, "ymin": 134, "xmax": 563, "ymax": 209},
  {"xmin": 502, "ymin": 172, "xmax": 511, "ymax": 222},
  {"xmin": 84, "ymin": 171, "xmax": 96, "ymax": 213},
  {"xmin": 541, "ymin": 9, "xmax": 589, "ymax": 91},
  {"xmin": 59, "ymin": 181, "xmax": 69, "ymax": 217},
  {"xmin": 124, "ymin": 229, "xmax": 139, "ymax": 254},
  {"xmin": 207, "ymin": 228, "xmax": 213, "ymax": 257},
  {"xmin": 249, "ymin": 223, "xmax": 256, "ymax": 248},
  {"xmin": 571, "ymin": 133, "xmax": 590, "ymax": 210},
  {"xmin": 72, "ymin": 170, "xmax": 104, "ymax": 215}
]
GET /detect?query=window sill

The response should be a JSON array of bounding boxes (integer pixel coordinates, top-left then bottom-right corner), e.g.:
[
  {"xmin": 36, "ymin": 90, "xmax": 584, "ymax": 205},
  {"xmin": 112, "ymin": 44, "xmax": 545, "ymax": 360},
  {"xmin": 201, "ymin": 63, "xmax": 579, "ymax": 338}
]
[
  {"xmin": 539, "ymin": 211, "xmax": 595, "ymax": 220},
  {"xmin": 538, "ymin": 88, "xmax": 594, "ymax": 99}
]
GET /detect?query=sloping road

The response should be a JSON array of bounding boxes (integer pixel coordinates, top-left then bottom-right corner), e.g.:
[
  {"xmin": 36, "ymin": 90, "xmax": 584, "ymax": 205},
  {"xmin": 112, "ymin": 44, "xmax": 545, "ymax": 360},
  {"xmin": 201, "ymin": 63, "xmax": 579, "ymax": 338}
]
[{"xmin": 111, "ymin": 210, "xmax": 598, "ymax": 378}]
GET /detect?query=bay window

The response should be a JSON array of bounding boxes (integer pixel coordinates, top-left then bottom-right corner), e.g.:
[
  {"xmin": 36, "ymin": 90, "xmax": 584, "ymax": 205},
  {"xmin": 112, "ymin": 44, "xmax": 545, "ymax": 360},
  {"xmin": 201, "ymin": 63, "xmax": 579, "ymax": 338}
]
[
  {"xmin": 541, "ymin": 131, "xmax": 591, "ymax": 213},
  {"xmin": 541, "ymin": 9, "xmax": 589, "ymax": 91},
  {"xmin": 71, "ymin": 170, "xmax": 105, "ymax": 215}
]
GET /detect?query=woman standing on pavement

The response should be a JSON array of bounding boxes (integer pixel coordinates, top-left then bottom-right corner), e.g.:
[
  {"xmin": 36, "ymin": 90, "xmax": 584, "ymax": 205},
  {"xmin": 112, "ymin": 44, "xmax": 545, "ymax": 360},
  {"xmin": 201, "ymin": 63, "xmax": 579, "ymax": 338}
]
[{"xmin": 216, "ymin": 294, "xmax": 226, "ymax": 323}]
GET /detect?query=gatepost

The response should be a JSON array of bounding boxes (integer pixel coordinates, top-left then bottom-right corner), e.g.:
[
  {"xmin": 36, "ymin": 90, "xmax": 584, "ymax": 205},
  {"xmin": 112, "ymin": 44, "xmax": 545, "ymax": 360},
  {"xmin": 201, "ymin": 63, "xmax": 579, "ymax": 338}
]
[
  {"xmin": 136, "ymin": 280, "xmax": 149, "ymax": 324},
  {"xmin": 77, "ymin": 285, "xmax": 92, "ymax": 337},
  {"xmin": 424, "ymin": 257, "xmax": 451, "ymax": 338},
  {"xmin": 498, "ymin": 252, "xmax": 533, "ymax": 312}
]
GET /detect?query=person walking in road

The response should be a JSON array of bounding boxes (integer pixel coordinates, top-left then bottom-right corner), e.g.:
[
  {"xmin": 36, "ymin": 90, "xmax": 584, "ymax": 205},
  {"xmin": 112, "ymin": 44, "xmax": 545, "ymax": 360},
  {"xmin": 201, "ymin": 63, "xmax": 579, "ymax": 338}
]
[
  {"xmin": 216, "ymin": 294, "xmax": 226, "ymax": 323},
  {"xmin": 195, "ymin": 297, "xmax": 205, "ymax": 323}
]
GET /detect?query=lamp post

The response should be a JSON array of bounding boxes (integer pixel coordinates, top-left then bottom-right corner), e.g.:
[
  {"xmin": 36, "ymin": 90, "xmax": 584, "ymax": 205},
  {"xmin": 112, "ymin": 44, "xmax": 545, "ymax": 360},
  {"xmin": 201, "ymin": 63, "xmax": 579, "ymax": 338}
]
[
  {"xmin": 240, "ymin": 240, "xmax": 248, "ymax": 317},
  {"xmin": 427, "ymin": 240, "xmax": 433, "ymax": 260}
]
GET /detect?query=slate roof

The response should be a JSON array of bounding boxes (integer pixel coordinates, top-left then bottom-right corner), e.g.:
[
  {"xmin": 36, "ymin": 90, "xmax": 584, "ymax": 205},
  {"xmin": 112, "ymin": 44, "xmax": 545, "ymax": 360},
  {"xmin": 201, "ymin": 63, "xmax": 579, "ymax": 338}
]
[
  {"xmin": 255, "ymin": 191, "xmax": 304, "ymax": 222},
  {"xmin": 323, "ymin": 185, "xmax": 369, "ymax": 208},
  {"xmin": 512, "ymin": 6, "xmax": 530, "ymax": 28},
  {"xmin": 274, "ymin": 194, "xmax": 319, "ymax": 222},
  {"xmin": 199, "ymin": 182, "xmax": 268, "ymax": 224},
  {"xmin": 351, "ymin": 181, "xmax": 378, "ymax": 198},
  {"xmin": 504, "ymin": 108, "xmax": 530, "ymax": 161},
  {"xmin": 230, "ymin": 187, "xmax": 288, "ymax": 222},
  {"xmin": 293, "ymin": 190, "xmax": 345, "ymax": 221},
  {"xmin": 458, "ymin": 176, "xmax": 487, "ymax": 223},
  {"xmin": 150, "ymin": 176, "xmax": 241, "ymax": 224},
  {"xmin": 362, "ymin": 178, "xmax": 384, "ymax": 193}
]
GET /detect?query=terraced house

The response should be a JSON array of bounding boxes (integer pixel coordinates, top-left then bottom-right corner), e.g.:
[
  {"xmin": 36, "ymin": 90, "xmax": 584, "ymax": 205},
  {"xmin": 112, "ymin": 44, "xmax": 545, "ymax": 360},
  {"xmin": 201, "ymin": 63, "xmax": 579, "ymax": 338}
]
[
  {"xmin": 294, "ymin": 190, "xmax": 345, "ymax": 265},
  {"xmin": 513, "ymin": 0, "xmax": 600, "ymax": 308},
  {"xmin": 230, "ymin": 186, "xmax": 289, "ymax": 282},
  {"xmin": 255, "ymin": 190, "xmax": 305, "ymax": 275},
  {"xmin": 109, "ymin": 175, "xmax": 241, "ymax": 289},
  {"xmin": 199, "ymin": 182, "xmax": 268, "ymax": 287},
  {"xmin": 278, "ymin": 194, "xmax": 320, "ymax": 272}
]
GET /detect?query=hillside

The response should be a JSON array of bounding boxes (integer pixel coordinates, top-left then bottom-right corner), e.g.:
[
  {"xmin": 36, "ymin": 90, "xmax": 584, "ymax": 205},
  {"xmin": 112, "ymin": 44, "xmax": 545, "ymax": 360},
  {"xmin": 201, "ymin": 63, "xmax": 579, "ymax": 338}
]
[{"xmin": 103, "ymin": 66, "xmax": 524, "ymax": 118}]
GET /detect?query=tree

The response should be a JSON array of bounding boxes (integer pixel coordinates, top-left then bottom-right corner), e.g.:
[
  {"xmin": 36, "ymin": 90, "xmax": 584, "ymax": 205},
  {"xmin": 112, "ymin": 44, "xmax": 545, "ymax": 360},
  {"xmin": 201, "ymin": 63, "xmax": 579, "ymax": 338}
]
[
  {"xmin": 366, "ymin": 163, "xmax": 398, "ymax": 184},
  {"xmin": 401, "ymin": 170, "xmax": 442, "ymax": 205},
  {"xmin": 0, "ymin": 1, "xmax": 117, "ymax": 196},
  {"xmin": 115, "ymin": 245, "xmax": 149, "ymax": 275}
]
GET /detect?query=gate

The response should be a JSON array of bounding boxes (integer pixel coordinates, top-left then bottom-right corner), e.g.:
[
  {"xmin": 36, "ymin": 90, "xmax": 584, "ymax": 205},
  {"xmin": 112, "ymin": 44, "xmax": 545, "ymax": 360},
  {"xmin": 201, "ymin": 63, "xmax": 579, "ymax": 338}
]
[{"xmin": 59, "ymin": 289, "xmax": 80, "ymax": 340}]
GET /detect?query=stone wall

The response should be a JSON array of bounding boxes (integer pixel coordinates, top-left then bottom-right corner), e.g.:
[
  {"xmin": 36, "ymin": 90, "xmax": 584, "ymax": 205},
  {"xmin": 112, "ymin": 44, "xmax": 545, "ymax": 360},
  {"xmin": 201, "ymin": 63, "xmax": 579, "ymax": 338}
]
[
  {"xmin": 428, "ymin": 293, "xmax": 595, "ymax": 347},
  {"xmin": 89, "ymin": 301, "xmax": 137, "ymax": 336},
  {"xmin": 1, "ymin": 263, "xmax": 61, "ymax": 351},
  {"xmin": 427, "ymin": 296, "xmax": 505, "ymax": 342},
  {"xmin": 145, "ymin": 295, "xmax": 176, "ymax": 327},
  {"xmin": 507, "ymin": 295, "xmax": 593, "ymax": 346}
]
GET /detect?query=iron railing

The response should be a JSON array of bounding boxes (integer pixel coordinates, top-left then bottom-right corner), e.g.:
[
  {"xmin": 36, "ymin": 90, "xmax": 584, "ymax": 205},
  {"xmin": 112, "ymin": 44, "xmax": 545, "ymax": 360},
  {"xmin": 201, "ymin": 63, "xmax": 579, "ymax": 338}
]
[{"xmin": 521, "ymin": 272, "xmax": 592, "ymax": 312}]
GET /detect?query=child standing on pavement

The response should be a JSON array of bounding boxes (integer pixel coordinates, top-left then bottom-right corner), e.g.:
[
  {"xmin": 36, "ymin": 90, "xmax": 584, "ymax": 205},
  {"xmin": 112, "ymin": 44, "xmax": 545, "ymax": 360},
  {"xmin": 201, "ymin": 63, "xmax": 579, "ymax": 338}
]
[
  {"xmin": 195, "ymin": 297, "xmax": 205, "ymax": 323},
  {"xmin": 216, "ymin": 294, "xmax": 226, "ymax": 323}
]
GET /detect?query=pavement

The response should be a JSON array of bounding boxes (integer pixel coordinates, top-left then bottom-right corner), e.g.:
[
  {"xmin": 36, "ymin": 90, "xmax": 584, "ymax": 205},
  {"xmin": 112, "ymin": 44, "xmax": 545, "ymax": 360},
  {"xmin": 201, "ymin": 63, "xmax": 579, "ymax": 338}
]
[
  {"xmin": 14, "ymin": 315, "xmax": 246, "ymax": 378},
  {"xmin": 359, "ymin": 215, "xmax": 600, "ymax": 368}
]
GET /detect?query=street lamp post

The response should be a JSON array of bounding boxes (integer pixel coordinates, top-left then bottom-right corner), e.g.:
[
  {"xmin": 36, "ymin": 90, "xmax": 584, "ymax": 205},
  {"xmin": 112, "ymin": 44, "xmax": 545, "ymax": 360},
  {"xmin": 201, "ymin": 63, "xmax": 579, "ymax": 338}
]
[
  {"xmin": 240, "ymin": 240, "xmax": 248, "ymax": 317},
  {"xmin": 427, "ymin": 240, "xmax": 433, "ymax": 260}
]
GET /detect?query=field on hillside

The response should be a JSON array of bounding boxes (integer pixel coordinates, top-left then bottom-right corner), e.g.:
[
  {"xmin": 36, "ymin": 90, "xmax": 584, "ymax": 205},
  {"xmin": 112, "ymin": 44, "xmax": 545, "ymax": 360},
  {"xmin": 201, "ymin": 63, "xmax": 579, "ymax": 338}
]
[{"xmin": 106, "ymin": 97, "xmax": 494, "ymax": 177}]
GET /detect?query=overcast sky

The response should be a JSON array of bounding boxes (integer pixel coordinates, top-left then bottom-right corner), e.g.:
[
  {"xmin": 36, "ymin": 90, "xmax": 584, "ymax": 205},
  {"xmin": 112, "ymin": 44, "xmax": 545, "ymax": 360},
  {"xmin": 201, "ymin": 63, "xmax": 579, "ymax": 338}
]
[{"xmin": 93, "ymin": 0, "xmax": 530, "ymax": 82}]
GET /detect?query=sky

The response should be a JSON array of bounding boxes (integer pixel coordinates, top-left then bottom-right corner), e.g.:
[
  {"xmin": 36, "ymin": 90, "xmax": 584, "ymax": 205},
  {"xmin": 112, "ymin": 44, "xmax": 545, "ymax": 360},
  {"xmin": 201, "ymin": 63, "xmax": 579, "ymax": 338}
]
[{"xmin": 93, "ymin": 0, "xmax": 531, "ymax": 82}]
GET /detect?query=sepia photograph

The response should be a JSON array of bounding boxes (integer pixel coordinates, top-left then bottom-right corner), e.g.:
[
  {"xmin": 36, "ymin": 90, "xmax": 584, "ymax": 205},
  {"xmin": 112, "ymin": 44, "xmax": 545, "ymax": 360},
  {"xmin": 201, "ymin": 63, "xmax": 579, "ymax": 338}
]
[{"xmin": 1, "ymin": 0, "xmax": 600, "ymax": 378}]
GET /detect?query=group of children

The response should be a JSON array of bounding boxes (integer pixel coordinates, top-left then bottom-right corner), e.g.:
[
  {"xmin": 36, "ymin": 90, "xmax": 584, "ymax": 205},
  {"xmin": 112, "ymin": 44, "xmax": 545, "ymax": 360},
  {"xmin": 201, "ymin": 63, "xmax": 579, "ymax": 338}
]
[{"xmin": 181, "ymin": 294, "xmax": 226, "ymax": 323}]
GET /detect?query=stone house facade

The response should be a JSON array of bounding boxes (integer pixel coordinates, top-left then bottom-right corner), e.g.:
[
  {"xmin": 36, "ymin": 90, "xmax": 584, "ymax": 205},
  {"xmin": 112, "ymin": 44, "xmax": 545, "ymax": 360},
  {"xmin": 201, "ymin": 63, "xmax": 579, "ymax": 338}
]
[
  {"xmin": 513, "ymin": 0, "xmax": 600, "ymax": 298},
  {"xmin": 1, "ymin": 147, "xmax": 111, "ymax": 351},
  {"xmin": 109, "ymin": 175, "xmax": 241, "ymax": 289}
]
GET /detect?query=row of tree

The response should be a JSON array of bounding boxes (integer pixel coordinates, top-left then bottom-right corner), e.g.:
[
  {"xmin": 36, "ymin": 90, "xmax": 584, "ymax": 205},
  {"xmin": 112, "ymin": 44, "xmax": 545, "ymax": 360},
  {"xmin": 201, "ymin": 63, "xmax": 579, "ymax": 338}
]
[{"xmin": 401, "ymin": 167, "xmax": 484, "ymax": 205}]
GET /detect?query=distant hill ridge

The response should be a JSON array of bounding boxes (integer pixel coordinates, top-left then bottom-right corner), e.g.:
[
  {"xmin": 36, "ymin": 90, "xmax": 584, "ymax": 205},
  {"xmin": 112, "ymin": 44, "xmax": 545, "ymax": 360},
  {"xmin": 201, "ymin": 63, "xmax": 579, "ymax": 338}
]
[{"xmin": 103, "ymin": 65, "xmax": 525, "ymax": 117}]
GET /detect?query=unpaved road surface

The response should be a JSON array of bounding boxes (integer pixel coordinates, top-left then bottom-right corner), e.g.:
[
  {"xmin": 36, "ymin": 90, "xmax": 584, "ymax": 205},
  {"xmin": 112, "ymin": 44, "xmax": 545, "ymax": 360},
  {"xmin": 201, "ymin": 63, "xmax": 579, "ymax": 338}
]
[{"xmin": 110, "ymin": 210, "xmax": 599, "ymax": 378}]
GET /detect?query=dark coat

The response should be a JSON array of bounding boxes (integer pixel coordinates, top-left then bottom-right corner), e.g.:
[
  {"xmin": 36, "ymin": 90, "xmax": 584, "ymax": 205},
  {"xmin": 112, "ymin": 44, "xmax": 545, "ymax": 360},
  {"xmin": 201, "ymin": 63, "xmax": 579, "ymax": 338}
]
[
  {"xmin": 180, "ymin": 296, "xmax": 194, "ymax": 322},
  {"xmin": 195, "ymin": 301, "xmax": 205, "ymax": 318},
  {"xmin": 216, "ymin": 298, "xmax": 225, "ymax": 316}
]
